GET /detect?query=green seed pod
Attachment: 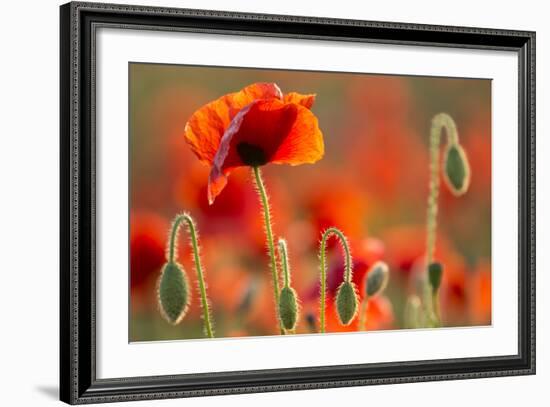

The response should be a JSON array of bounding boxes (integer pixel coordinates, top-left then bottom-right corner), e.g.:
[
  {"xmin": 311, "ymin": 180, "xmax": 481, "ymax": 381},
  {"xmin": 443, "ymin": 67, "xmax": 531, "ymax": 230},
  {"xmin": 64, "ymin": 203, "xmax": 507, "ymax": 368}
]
[
  {"xmin": 278, "ymin": 286, "xmax": 299, "ymax": 330},
  {"xmin": 444, "ymin": 143, "xmax": 471, "ymax": 196},
  {"xmin": 157, "ymin": 262, "xmax": 190, "ymax": 325},
  {"xmin": 428, "ymin": 262, "xmax": 443, "ymax": 292},
  {"xmin": 366, "ymin": 261, "xmax": 390, "ymax": 297},
  {"xmin": 335, "ymin": 281, "xmax": 359, "ymax": 326}
]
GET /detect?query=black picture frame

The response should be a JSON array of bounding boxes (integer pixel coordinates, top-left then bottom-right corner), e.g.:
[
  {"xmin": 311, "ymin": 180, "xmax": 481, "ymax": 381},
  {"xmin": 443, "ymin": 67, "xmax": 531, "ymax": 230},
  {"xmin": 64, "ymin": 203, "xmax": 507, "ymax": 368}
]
[{"xmin": 60, "ymin": 1, "xmax": 536, "ymax": 404}]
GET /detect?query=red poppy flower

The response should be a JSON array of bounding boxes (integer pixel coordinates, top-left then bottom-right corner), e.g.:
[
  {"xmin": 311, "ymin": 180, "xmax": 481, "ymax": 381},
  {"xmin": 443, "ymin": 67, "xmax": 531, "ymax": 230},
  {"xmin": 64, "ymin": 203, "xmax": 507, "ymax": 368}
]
[{"xmin": 184, "ymin": 83, "xmax": 324, "ymax": 204}]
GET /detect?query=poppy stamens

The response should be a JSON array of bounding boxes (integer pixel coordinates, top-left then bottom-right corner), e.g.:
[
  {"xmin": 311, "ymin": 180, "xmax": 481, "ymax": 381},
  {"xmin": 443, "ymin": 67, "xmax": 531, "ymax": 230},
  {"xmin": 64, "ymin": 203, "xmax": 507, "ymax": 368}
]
[{"xmin": 237, "ymin": 142, "xmax": 268, "ymax": 166}]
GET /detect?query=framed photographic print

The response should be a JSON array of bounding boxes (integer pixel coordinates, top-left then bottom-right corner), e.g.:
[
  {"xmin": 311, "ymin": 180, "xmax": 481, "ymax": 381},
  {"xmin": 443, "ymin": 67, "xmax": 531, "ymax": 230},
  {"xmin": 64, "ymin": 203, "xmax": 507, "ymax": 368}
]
[{"xmin": 59, "ymin": 1, "xmax": 536, "ymax": 404}]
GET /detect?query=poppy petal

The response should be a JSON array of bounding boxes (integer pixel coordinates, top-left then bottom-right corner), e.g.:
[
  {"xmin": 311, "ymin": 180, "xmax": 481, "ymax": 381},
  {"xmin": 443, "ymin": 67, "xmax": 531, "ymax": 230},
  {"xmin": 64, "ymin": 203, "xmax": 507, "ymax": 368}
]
[
  {"xmin": 283, "ymin": 92, "xmax": 316, "ymax": 109},
  {"xmin": 184, "ymin": 83, "xmax": 283, "ymax": 165},
  {"xmin": 207, "ymin": 99, "xmax": 324, "ymax": 204},
  {"xmin": 270, "ymin": 104, "xmax": 324, "ymax": 165},
  {"xmin": 207, "ymin": 165, "xmax": 229, "ymax": 206}
]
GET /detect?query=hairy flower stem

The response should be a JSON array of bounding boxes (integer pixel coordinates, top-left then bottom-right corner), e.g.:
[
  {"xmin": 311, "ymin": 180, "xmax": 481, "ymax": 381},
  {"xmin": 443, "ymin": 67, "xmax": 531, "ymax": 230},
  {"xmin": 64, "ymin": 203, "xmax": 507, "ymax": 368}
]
[
  {"xmin": 279, "ymin": 239, "xmax": 291, "ymax": 288},
  {"xmin": 252, "ymin": 166, "xmax": 285, "ymax": 334},
  {"xmin": 319, "ymin": 227, "xmax": 352, "ymax": 333},
  {"xmin": 425, "ymin": 113, "xmax": 460, "ymax": 326},
  {"xmin": 169, "ymin": 213, "xmax": 214, "ymax": 338}
]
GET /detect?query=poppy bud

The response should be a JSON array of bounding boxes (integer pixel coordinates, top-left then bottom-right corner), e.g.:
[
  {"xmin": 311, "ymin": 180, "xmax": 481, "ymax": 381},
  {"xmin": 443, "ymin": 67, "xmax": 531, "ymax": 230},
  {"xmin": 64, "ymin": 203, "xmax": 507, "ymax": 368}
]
[
  {"xmin": 365, "ymin": 261, "xmax": 390, "ymax": 297},
  {"xmin": 444, "ymin": 143, "xmax": 471, "ymax": 196},
  {"xmin": 157, "ymin": 262, "xmax": 190, "ymax": 325},
  {"xmin": 335, "ymin": 281, "xmax": 359, "ymax": 325},
  {"xmin": 278, "ymin": 286, "xmax": 299, "ymax": 330},
  {"xmin": 428, "ymin": 262, "xmax": 443, "ymax": 292}
]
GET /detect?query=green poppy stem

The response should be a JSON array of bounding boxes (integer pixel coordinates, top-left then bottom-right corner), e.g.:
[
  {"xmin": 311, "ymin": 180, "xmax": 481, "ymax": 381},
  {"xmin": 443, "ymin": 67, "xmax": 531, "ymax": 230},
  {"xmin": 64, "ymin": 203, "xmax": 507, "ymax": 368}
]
[
  {"xmin": 169, "ymin": 213, "xmax": 214, "ymax": 338},
  {"xmin": 278, "ymin": 239, "xmax": 291, "ymax": 288},
  {"xmin": 319, "ymin": 227, "xmax": 352, "ymax": 333},
  {"xmin": 252, "ymin": 166, "xmax": 284, "ymax": 334},
  {"xmin": 425, "ymin": 113, "xmax": 459, "ymax": 326}
]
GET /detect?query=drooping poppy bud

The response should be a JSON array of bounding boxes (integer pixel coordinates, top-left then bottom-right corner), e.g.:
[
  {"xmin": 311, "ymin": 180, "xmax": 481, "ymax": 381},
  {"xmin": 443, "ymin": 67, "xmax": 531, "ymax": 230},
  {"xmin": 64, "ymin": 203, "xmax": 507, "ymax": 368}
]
[
  {"xmin": 444, "ymin": 143, "xmax": 471, "ymax": 196},
  {"xmin": 365, "ymin": 261, "xmax": 390, "ymax": 298},
  {"xmin": 335, "ymin": 281, "xmax": 359, "ymax": 326},
  {"xmin": 428, "ymin": 262, "xmax": 443, "ymax": 292},
  {"xmin": 162, "ymin": 213, "xmax": 214, "ymax": 337},
  {"xmin": 278, "ymin": 286, "xmax": 299, "ymax": 331},
  {"xmin": 157, "ymin": 262, "xmax": 190, "ymax": 325}
]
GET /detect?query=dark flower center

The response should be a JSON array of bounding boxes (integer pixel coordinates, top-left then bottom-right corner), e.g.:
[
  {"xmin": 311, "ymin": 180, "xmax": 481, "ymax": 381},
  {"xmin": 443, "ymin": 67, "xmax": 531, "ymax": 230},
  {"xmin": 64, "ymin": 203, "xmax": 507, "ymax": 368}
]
[{"xmin": 236, "ymin": 142, "xmax": 268, "ymax": 166}]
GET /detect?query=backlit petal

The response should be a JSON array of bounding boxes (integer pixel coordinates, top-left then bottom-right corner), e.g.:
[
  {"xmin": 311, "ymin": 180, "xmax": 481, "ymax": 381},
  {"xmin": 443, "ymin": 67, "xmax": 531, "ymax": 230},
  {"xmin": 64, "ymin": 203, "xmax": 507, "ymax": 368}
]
[
  {"xmin": 207, "ymin": 99, "xmax": 324, "ymax": 203},
  {"xmin": 283, "ymin": 92, "xmax": 316, "ymax": 109},
  {"xmin": 270, "ymin": 104, "xmax": 324, "ymax": 165},
  {"xmin": 184, "ymin": 83, "xmax": 283, "ymax": 165}
]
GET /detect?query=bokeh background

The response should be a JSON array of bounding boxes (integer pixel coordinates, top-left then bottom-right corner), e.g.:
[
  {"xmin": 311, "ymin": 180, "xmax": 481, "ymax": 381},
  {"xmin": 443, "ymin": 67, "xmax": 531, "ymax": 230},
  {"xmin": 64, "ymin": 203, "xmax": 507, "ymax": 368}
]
[{"xmin": 129, "ymin": 63, "xmax": 491, "ymax": 342}]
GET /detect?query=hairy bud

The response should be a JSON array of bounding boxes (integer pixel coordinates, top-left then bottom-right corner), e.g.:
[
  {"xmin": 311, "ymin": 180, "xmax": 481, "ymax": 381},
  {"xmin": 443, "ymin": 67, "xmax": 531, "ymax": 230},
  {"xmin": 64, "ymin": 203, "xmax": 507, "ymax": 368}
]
[
  {"xmin": 335, "ymin": 281, "xmax": 359, "ymax": 326},
  {"xmin": 365, "ymin": 261, "xmax": 390, "ymax": 297},
  {"xmin": 157, "ymin": 262, "xmax": 190, "ymax": 325},
  {"xmin": 444, "ymin": 143, "xmax": 471, "ymax": 196},
  {"xmin": 278, "ymin": 286, "xmax": 299, "ymax": 331}
]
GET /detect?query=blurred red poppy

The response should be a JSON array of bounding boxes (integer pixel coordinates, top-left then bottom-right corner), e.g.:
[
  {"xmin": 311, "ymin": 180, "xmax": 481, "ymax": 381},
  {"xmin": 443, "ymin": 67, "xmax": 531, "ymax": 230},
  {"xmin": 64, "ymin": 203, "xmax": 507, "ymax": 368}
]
[
  {"xmin": 468, "ymin": 261, "xmax": 492, "ymax": 325},
  {"xmin": 344, "ymin": 76, "xmax": 427, "ymax": 204},
  {"xmin": 437, "ymin": 253, "xmax": 468, "ymax": 325},
  {"xmin": 183, "ymin": 83, "xmax": 324, "ymax": 204},
  {"xmin": 382, "ymin": 226, "xmax": 426, "ymax": 278},
  {"xmin": 130, "ymin": 211, "xmax": 170, "ymax": 316},
  {"xmin": 130, "ymin": 211, "xmax": 168, "ymax": 291},
  {"xmin": 300, "ymin": 170, "xmax": 370, "ymax": 243}
]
